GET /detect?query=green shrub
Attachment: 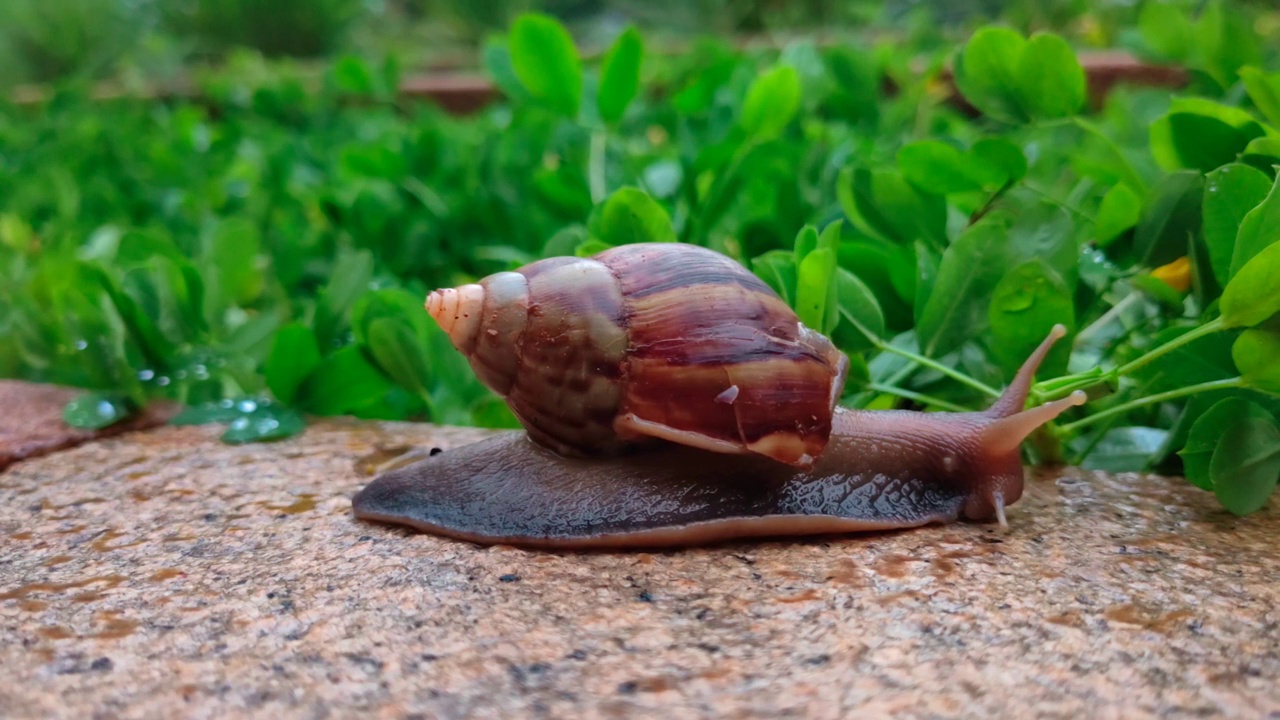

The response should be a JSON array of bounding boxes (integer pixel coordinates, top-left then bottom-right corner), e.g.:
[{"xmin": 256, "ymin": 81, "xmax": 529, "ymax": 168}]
[
  {"xmin": 161, "ymin": 0, "xmax": 368, "ymax": 58},
  {"xmin": 0, "ymin": 0, "xmax": 149, "ymax": 85}
]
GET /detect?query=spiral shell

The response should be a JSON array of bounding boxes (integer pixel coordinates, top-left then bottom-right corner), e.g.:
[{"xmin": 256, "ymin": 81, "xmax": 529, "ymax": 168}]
[{"xmin": 425, "ymin": 243, "xmax": 849, "ymax": 467}]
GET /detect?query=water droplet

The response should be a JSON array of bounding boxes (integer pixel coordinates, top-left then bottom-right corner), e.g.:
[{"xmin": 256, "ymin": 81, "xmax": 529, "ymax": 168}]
[
  {"xmin": 237, "ymin": 399, "xmax": 258, "ymax": 413},
  {"xmin": 74, "ymin": 340, "xmax": 88, "ymax": 350},
  {"xmin": 138, "ymin": 369, "xmax": 155, "ymax": 382},
  {"xmin": 156, "ymin": 376, "xmax": 171, "ymax": 387},
  {"xmin": 1003, "ymin": 290, "xmax": 1035, "ymax": 311}
]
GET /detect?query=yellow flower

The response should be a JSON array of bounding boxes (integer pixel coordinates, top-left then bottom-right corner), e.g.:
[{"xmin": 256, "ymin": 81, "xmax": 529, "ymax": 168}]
[{"xmin": 1150, "ymin": 256, "xmax": 1192, "ymax": 293}]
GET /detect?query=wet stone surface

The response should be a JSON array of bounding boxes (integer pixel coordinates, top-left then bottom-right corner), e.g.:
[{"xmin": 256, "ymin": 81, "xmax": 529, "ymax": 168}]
[{"xmin": 0, "ymin": 417, "xmax": 1277, "ymax": 718}]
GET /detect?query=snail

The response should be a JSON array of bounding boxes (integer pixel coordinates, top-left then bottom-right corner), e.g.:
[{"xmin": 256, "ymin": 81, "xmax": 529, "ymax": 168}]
[{"xmin": 352, "ymin": 243, "xmax": 1086, "ymax": 549}]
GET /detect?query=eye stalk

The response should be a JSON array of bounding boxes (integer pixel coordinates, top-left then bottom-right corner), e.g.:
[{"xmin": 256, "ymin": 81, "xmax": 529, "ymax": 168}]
[{"xmin": 964, "ymin": 324, "xmax": 1086, "ymax": 527}]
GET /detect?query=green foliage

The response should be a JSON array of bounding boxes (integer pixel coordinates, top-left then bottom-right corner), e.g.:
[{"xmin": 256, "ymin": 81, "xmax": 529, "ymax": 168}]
[
  {"xmin": 0, "ymin": 0, "xmax": 144, "ymax": 84},
  {"xmin": 162, "ymin": 0, "xmax": 366, "ymax": 58},
  {"xmin": 954, "ymin": 27, "xmax": 1086, "ymax": 123},
  {"xmin": 509, "ymin": 12, "xmax": 582, "ymax": 117},
  {"xmin": 3, "ymin": 10, "xmax": 1280, "ymax": 515},
  {"xmin": 597, "ymin": 26, "xmax": 643, "ymax": 125}
]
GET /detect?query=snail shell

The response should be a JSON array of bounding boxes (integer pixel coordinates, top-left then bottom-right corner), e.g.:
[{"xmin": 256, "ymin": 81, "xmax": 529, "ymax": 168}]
[{"xmin": 426, "ymin": 243, "xmax": 849, "ymax": 467}]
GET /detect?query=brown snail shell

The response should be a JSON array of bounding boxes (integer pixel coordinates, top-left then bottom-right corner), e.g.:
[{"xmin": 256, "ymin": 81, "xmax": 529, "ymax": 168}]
[{"xmin": 425, "ymin": 242, "xmax": 849, "ymax": 467}]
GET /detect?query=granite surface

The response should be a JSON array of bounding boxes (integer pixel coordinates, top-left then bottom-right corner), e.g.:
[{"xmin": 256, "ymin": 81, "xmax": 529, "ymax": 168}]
[{"xmin": 0, "ymin": 414, "xmax": 1277, "ymax": 719}]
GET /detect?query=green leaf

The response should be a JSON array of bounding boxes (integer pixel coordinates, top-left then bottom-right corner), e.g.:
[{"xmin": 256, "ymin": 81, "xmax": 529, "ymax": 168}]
[
  {"xmin": 588, "ymin": 187, "xmax": 676, "ymax": 246},
  {"xmin": 597, "ymin": 26, "xmax": 643, "ymax": 124},
  {"xmin": 740, "ymin": 65, "xmax": 801, "ymax": 141},
  {"xmin": 987, "ymin": 260, "xmax": 1074, "ymax": 379},
  {"xmin": 970, "ymin": 138, "xmax": 1028, "ymax": 184},
  {"xmin": 1150, "ymin": 99, "xmax": 1267, "ymax": 172},
  {"xmin": 792, "ymin": 225, "xmax": 819, "ymax": 264},
  {"xmin": 482, "ymin": 39, "xmax": 530, "ymax": 102},
  {"xmin": 916, "ymin": 218, "xmax": 1012, "ymax": 357},
  {"xmin": 1169, "ymin": 114, "xmax": 1261, "ymax": 173},
  {"xmin": 365, "ymin": 318, "xmax": 434, "ymax": 402},
  {"xmin": 897, "ymin": 141, "xmax": 1000, "ymax": 195},
  {"xmin": 1229, "ymin": 174, "xmax": 1280, "ymax": 279},
  {"xmin": 836, "ymin": 166, "xmax": 947, "ymax": 249},
  {"xmin": 1133, "ymin": 170, "xmax": 1203, "ymax": 268},
  {"xmin": 1203, "ymin": 163, "xmax": 1272, "ymax": 286},
  {"xmin": 796, "ymin": 247, "xmax": 837, "ymax": 334},
  {"xmin": 832, "ymin": 267, "xmax": 886, "ymax": 354},
  {"xmin": 63, "ymin": 392, "xmax": 137, "ymax": 430},
  {"xmin": 265, "ymin": 323, "xmax": 322, "ymax": 406},
  {"xmin": 1234, "ymin": 329, "xmax": 1280, "ymax": 394},
  {"xmin": 752, "ymin": 250, "xmax": 797, "ymax": 307},
  {"xmin": 314, "ymin": 248, "xmax": 374, "ymax": 350},
  {"xmin": 954, "ymin": 26, "xmax": 1026, "ymax": 123},
  {"xmin": 898, "ymin": 141, "xmax": 980, "ymax": 195},
  {"xmin": 1181, "ymin": 398, "xmax": 1275, "ymax": 491},
  {"xmin": 1210, "ymin": 417, "xmax": 1280, "ymax": 515},
  {"xmin": 204, "ymin": 217, "xmax": 263, "ymax": 313},
  {"xmin": 818, "ymin": 219, "xmax": 842, "ymax": 255},
  {"xmin": 1242, "ymin": 137, "xmax": 1280, "ymax": 170},
  {"xmin": 299, "ymin": 345, "xmax": 398, "ymax": 417},
  {"xmin": 1015, "ymin": 33, "xmax": 1086, "ymax": 120},
  {"xmin": 1240, "ymin": 67, "xmax": 1280, "ymax": 127},
  {"xmin": 1221, "ymin": 241, "xmax": 1280, "ymax": 328},
  {"xmin": 1196, "ymin": 0, "xmax": 1262, "ymax": 91},
  {"xmin": 221, "ymin": 404, "xmax": 307, "ymax": 445},
  {"xmin": 1095, "ymin": 183, "xmax": 1141, "ymax": 246},
  {"xmin": 509, "ymin": 13, "xmax": 582, "ymax": 117},
  {"xmin": 1138, "ymin": 1, "xmax": 1194, "ymax": 61}
]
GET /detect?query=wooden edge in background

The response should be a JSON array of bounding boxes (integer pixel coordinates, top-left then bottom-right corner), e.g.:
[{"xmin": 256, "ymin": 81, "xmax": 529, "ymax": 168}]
[{"xmin": 7, "ymin": 51, "xmax": 1188, "ymax": 117}]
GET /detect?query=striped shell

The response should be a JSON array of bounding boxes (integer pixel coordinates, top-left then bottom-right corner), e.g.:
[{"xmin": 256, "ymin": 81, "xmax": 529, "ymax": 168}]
[{"xmin": 425, "ymin": 243, "xmax": 850, "ymax": 467}]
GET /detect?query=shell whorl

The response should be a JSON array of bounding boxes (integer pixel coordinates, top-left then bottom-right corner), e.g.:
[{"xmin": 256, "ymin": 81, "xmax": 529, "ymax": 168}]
[
  {"xmin": 425, "ymin": 284, "xmax": 485, "ymax": 353},
  {"xmin": 426, "ymin": 244, "xmax": 849, "ymax": 466}
]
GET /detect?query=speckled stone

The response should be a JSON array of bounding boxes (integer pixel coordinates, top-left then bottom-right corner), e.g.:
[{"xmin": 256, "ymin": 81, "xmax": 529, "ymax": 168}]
[
  {"xmin": 0, "ymin": 380, "xmax": 177, "ymax": 471},
  {"xmin": 0, "ymin": 418, "xmax": 1277, "ymax": 719}
]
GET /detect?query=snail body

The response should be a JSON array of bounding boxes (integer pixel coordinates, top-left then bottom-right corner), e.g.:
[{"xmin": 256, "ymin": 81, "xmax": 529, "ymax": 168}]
[{"xmin": 353, "ymin": 243, "xmax": 1085, "ymax": 549}]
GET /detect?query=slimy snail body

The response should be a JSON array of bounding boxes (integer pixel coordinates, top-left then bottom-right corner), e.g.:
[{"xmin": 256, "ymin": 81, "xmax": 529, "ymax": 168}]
[{"xmin": 352, "ymin": 243, "xmax": 1084, "ymax": 549}]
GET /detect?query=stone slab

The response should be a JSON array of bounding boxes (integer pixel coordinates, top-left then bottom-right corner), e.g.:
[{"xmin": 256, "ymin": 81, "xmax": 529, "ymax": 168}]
[
  {"xmin": 0, "ymin": 380, "xmax": 176, "ymax": 471},
  {"xmin": 0, "ymin": 419, "xmax": 1277, "ymax": 719}
]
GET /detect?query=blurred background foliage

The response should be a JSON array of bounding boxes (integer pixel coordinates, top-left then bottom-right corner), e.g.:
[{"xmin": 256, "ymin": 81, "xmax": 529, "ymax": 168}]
[{"xmin": 2, "ymin": 0, "xmax": 1278, "ymax": 89}]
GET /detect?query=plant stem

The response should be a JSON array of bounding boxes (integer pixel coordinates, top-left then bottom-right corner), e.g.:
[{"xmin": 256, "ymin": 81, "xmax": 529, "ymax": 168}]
[
  {"xmin": 1059, "ymin": 376, "xmax": 1246, "ymax": 433},
  {"xmin": 1022, "ymin": 182, "xmax": 1092, "ymax": 223},
  {"xmin": 969, "ymin": 181, "xmax": 1012, "ymax": 226},
  {"xmin": 847, "ymin": 316, "xmax": 1002, "ymax": 399},
  {"xmin": 1075, "ymin": 291, "xmax": 1142, "ymax": 345},
  {"xmin": 1114, "ymin": 316, "xmax": 1226, "ymax": 378},
  {"xmin": 588, "ymin": 129, "xmax": 608, "ymax": 205},
  {"xmin": 875, "ymin": 341, "xmax": 1002, "ymax": 398},
  {"xmin": 867, "ymin": 383, "xmax": 972, "ymax": 412},
  {"xmin": 1035, "ymin": 373, "xmax": 1109, "ymax": 401}
]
